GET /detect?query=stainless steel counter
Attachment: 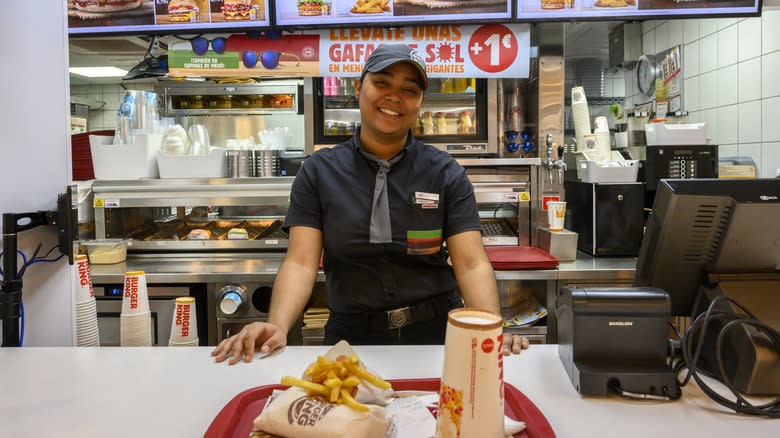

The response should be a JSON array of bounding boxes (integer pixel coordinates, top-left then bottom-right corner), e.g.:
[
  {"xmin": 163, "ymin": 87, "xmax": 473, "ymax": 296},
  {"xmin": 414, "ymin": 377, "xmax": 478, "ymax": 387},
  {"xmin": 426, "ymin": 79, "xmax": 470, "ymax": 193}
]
[
  {"xmin": 90, "ymin": 251, "xmax": 635, "ymax": 284},
  {"xmin": 90, "ymin": 252, "xmax": 325, "ymax": 284}
]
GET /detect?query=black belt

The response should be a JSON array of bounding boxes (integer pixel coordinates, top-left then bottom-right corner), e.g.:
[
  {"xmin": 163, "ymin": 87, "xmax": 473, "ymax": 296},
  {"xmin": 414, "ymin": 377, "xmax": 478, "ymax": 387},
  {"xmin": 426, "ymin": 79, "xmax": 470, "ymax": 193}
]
[{"xmin": 356, "ymin": 291, "xmax": 456, "ymax": 331}]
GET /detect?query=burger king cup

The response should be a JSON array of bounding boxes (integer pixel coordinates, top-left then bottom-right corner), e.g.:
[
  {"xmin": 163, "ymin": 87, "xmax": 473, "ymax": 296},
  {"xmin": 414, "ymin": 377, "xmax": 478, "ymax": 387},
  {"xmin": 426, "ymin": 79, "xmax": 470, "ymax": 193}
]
[
  {"xmin": 74, "ymin": 254, "xmax": 95, "ymax": 303},
  {"xmin": 436, "ymin": 308, "xmax": 504, "ymax": 438},
  {"xmin": 121, "ymin": 271, "xmax": 151, "ymax": 315},
  {"xmin": 168, "ymin": 297, "xmax": 199, "ymax": 346},
  {"xmin": 73, "ymin": 255, "xmax": 100, "ymax": 346},
  {"xmin": 120, "ymin": 271, "xmax": 152, "ymax": 347}
]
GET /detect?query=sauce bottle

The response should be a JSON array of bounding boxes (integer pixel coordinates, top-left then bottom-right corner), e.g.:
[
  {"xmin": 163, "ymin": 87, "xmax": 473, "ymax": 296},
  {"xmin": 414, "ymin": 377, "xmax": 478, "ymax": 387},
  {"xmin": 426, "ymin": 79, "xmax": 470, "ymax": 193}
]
[
  {"xmin": 435, "ymin": 112, "xmax": 447, "ymax": 135},
  {"xmin": 458, "ymin": 111, "xmax": 473, "ymax": 135},
  {"xmin": 422, "ymin": 112, "xmax": 435, "ymax": 136}
]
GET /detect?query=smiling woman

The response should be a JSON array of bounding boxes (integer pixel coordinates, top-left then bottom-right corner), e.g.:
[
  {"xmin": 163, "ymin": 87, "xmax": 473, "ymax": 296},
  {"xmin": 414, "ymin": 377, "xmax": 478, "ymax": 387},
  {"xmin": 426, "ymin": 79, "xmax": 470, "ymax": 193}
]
[
  {"xmin": 355, "ymin": 63, "xmax": 425, "ymax": 159},
  {"xmin": 212, "ymin": 44, "xmax": 529, "ymax": 364}
]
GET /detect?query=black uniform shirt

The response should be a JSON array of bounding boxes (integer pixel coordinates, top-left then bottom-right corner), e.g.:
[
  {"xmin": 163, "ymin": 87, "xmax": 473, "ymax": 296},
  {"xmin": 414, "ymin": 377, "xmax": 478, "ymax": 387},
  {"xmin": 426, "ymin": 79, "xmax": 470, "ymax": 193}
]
[{"xmin": 283, "ymin": 130, "xmax": 481, "ymax": 313}]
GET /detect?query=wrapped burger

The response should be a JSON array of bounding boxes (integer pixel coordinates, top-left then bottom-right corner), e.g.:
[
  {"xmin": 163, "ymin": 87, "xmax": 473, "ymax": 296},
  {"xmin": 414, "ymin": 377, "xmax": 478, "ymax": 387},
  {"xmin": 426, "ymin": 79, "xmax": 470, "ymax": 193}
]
[{"xmin": 252, "ymin": 341, "xmax": 394, "ymax": 437}]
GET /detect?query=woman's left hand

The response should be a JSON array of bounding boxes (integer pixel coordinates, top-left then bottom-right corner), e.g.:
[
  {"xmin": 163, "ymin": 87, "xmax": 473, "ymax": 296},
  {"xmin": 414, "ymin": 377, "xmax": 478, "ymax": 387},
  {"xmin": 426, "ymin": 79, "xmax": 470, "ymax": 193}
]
[{"xmin": 501, "ymin": 333, "xmax": 530, "ymax": 355}]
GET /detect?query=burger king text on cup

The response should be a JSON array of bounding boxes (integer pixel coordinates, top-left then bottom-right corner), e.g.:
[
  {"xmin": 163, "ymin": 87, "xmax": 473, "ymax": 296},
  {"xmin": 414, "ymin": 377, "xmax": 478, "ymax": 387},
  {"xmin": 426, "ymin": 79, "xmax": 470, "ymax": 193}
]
[
  {"xmin": 175, "ymin": 303, "xmax": 191, "ymax": 337},
  {"xmin": 76, "ymin": 258, "xmax": 94, "ymax": 298},
  {"xmin": 125, "ymin": 276, "xmax": 139, "ymax": 310}
]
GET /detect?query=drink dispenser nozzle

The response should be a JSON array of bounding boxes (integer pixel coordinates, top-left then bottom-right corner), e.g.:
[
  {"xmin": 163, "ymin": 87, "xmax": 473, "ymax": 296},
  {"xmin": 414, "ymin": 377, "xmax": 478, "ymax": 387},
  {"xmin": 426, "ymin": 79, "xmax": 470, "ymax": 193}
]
[
  {"xmin": 543, "ymin": 134, "xmax": 554, "ymax": 185},
  {"xmin": 554, "ymin": 145, "xmax": 567, "ymax": 184}
]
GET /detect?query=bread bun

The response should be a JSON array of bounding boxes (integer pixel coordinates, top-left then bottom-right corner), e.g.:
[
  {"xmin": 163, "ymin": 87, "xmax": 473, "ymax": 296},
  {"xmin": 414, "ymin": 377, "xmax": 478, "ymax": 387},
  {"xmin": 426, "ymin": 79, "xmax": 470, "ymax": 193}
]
[{"xmin": 73, "ymin": 0, "xmax": 142, "ymax": 13}]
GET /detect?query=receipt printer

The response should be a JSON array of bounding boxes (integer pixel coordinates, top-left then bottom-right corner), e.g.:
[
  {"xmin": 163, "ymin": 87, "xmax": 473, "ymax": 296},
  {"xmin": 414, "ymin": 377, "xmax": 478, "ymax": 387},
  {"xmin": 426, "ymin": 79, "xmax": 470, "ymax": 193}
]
[{"xmin": 557, "ymin": 287, "xmax": 680, "ymax": 399}]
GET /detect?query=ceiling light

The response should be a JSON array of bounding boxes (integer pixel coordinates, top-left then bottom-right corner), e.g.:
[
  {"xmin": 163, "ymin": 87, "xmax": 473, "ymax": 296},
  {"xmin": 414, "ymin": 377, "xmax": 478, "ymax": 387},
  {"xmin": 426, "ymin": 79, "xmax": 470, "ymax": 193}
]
[{"xmin": 69, "ymin": 67, "xmax": 128, "ymax": 77}]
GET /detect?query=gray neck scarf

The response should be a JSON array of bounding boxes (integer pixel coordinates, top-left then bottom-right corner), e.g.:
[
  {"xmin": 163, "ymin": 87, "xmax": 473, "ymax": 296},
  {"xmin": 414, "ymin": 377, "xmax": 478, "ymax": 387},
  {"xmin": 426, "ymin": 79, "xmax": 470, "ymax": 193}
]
[{"xmin": 358, "ymin": 148, "xmax": 406, "ymax": 243}]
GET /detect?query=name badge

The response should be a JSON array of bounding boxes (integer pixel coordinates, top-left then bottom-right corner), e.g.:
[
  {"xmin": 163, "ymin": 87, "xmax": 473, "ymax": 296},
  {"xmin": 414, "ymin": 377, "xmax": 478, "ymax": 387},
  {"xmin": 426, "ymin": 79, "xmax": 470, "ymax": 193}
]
[{"xmin": 415, "ymin": 191, "xmax": 439, "ymax": 203}]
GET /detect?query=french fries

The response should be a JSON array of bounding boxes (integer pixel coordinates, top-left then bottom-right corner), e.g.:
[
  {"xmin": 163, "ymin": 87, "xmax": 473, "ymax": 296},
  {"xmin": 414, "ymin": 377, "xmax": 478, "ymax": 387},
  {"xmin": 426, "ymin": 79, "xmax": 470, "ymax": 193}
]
[
  {"xmin": 350, "ymin": 0, "xmax": 390, "ymax": 14},
  {"xmin": 281, "ymin": 353, "xmax": 391, "ymax": 412}
]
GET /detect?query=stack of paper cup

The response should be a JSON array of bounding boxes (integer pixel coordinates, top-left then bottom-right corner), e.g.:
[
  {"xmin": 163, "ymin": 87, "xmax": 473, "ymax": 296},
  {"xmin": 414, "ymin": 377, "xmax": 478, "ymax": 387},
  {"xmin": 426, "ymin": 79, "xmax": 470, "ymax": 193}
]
[
  {"xmin": 169, "ymin": 297, "xmax": 199, "ymax": 347},
  {"xmin": 571, "ymin": 86, "xmax": 592, "ymax": 152},
  {"xmin": 593, "ymin": 116, "xmax": 612, "ymax": 161},
  {"xmin": 120, "ymin": 271, "xmax": 153, "ymax": 347},
  {"xmin": 74, "ymin": 255, "xmax": 100, "ymax": 347}
]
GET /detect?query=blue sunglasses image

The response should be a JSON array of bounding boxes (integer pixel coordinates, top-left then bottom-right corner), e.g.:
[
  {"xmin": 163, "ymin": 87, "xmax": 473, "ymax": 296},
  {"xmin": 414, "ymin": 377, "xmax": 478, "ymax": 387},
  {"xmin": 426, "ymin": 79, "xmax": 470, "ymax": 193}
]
[
  {"xmin": 184, "ymin": 36, "xmax": 227, "ymax": 56},
  {"xmin": 241, "ymin": 51, "xmax": 301, "ymax": 69}
]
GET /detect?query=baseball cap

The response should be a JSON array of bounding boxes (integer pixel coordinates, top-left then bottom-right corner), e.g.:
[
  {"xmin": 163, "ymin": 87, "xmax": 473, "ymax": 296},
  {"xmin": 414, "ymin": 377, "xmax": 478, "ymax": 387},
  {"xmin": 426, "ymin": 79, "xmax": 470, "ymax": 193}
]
[{"xmin": 361, "ymin": 44, "xmax": 428, "ymax": 90}]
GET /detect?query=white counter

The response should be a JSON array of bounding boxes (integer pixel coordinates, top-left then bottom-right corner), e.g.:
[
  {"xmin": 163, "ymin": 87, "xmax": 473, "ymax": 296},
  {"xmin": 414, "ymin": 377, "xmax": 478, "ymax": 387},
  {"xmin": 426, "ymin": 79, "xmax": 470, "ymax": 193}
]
[{"xmin": 0, "ymin": 345, "xmax": 775, "ymax": 437}]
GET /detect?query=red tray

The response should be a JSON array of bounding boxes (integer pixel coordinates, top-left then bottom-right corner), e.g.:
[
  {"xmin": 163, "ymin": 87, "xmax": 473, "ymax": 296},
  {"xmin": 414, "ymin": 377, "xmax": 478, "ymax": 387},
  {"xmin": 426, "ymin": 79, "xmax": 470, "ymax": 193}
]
[
  {"xmin": 485, "ymin": 246, "xmax": 559, "ymax": 270},
  {"xmin": 205, "ymin": 378, "xmax": 555, "ymax": 438}
]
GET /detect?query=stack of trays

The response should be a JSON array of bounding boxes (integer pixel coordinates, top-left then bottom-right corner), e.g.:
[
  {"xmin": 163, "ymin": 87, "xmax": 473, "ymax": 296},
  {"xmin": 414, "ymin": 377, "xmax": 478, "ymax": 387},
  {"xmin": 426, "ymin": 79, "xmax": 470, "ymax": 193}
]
[{"xmin": 302, "ymin": 307, "xmax": 330, "ymax": 346}]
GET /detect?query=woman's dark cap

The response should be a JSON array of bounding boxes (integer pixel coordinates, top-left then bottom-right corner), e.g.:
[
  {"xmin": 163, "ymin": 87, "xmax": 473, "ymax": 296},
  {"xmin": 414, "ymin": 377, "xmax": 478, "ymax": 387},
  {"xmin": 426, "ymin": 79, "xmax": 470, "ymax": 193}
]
[{"xmin": 360, "ymin": 44, "xmax": 428, "ymax": 90}]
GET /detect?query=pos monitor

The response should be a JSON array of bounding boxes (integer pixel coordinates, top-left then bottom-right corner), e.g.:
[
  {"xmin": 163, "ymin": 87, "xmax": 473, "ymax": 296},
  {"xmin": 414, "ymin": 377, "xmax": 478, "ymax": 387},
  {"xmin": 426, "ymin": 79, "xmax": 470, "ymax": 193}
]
[
  {"xmin": 634, "ymin": 178, "xmax": 780, "ymax": 316},
  {"xmin": 634, "ymin": 178, "xmax": 780, "ymax": 394}
]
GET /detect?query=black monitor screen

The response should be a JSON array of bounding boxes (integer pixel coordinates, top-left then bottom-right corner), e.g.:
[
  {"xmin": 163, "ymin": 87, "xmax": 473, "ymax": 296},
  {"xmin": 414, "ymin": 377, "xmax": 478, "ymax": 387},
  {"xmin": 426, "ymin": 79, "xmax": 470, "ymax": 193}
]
[{"xmin": 634, "ymin": 178, "xmax": 780, "ymax": 316}]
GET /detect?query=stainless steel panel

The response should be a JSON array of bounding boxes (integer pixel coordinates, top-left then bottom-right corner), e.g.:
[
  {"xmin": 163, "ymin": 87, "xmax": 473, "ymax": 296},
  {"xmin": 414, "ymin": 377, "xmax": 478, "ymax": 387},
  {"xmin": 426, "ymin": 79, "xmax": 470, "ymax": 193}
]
[{"xmin": 96, "ymin": 298, "xmax": 175, "ymax": 346}]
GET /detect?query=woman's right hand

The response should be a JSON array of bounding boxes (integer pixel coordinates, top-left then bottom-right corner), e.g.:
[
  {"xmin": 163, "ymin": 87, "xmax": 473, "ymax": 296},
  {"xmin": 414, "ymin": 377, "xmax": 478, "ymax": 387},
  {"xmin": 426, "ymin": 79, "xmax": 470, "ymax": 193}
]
[{"xmin": 211, "ymin": 322, "xmax": 287, "ymax": 365}]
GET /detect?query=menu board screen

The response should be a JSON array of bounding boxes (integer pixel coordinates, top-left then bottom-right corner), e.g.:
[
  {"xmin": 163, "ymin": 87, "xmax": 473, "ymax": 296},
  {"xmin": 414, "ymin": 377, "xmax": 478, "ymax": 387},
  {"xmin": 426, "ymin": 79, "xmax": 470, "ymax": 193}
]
[
  {"xmin": 68, "ymin": 0, "xmax": 271, "ymax": 35},
  {"xmin": 516, "ymin": 0, "xmax": 760, "ymax": 20},
  {"xmin": 275, "ymin": 0, "xmax": 512, "ymax": 27}
]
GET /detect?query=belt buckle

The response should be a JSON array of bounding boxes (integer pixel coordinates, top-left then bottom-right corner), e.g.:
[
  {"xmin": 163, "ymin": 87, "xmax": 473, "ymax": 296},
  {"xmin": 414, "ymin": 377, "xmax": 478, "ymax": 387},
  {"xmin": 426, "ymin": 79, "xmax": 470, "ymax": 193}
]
[{"xmin": 386, "ymin": 306, "xmax": 412, "ymax": 329}]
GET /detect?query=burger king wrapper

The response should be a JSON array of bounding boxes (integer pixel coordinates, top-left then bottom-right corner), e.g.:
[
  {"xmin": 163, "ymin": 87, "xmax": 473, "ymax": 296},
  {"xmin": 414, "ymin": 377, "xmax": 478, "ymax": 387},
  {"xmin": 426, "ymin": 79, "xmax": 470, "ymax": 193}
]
[
  {"xmin": 253, "ymin": 388, "xmax": 393, "ymax": 438},
  {"xmin": 321, "ymin": 340, "xmax": 394, "ymax": 406}
]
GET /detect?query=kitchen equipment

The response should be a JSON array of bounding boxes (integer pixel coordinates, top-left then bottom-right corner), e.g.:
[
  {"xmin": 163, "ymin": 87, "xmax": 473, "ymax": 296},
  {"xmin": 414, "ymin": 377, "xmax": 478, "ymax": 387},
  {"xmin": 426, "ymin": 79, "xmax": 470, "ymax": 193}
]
[
  {"xmin": 644, "ymin": 144, "xmax": 718, "ymax": 192},
  {"xmin": 565, "ymin": 181, "xmax": 645, "ymax": 257},
  {"xmin": 156, "ymin": 80, "xmax": 306, "ymax": 151},
  {"xmin": 457, "ymin": 159, "xmax": 540, "ymax": 247},
  {"xmin": 310, "ymin": 77, "xmax": 496, "ymax": 156}
]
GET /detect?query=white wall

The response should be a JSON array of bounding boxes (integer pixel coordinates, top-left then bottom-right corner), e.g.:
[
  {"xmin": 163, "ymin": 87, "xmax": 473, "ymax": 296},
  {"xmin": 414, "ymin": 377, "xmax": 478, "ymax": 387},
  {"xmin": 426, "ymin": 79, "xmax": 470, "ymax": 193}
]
[
  {"xmin": 636, "ymin": 7, "xmax": 780, "ymax": 178},
  {"xmin": 0, "ymin": 4, "xmax": 73, "ymax": 345}
]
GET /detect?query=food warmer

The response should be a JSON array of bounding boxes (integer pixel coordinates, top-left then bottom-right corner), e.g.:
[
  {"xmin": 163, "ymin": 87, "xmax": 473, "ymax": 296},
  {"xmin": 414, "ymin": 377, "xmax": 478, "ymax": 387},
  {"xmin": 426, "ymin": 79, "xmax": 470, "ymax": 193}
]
[{"xmin": 88, "ymin": 178, "xmax": 304, "ymax": 346}]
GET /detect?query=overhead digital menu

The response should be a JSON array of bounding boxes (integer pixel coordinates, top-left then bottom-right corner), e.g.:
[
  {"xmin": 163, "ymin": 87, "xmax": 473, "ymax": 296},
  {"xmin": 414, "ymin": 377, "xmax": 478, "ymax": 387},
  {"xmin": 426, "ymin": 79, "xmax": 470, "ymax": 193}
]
[
  {"xmin": 68, "ymin": 0, "xmax": 271, "ymax": 35},
  {"xmin": 516, "ymin": 0, "xmax": 760, "ymax": 20},
  {"xmin": 275, "ymin": 0, "xmax": 512, "ymax": 27}
]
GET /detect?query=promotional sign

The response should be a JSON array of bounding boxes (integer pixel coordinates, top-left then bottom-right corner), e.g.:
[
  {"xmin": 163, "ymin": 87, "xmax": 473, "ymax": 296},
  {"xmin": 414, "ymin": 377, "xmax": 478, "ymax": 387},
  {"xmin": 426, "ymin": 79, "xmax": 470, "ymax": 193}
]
[
  {"xmin": 169, "ymin": 23, "xmax": 531, "ymax": 78},
  {"xmin": 276, "ymin": 0, "xmax": 512, "ymax": 27},
  {"xmin": 516, "ymin": 0, "xmax": 760, "ymax": 20},
  {"xmin": 68, "ymin": 0, "xmax": 271, "ymax": 35}
]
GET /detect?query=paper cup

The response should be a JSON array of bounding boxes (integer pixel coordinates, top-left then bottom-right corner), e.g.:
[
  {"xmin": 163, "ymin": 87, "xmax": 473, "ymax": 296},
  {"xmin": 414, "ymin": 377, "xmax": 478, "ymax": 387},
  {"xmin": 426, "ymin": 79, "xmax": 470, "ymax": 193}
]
[
  {"xmin": 120, "ymin": 312, "xmax": 152, "ymax": 347},
  {"xmin": 547, "ymin": 201, "xmax": 567, "ymax": 232},
  {"xmin": 594, "ymin": 116, "xmax": 609, "ymax": 133},
  {"xmin": 74, "ymin": 255, "xmax": 94, "ymax": 303},
  {"xmin": 435, "ymin": 308, "xmax": 504, "ymax": 438},
  {"xmin": 121, "ymin": 271, "xmax": 150, "ymax": 315},
  {"xmin": 169, "ymin": 297, "xmax": 198, "ymax": 344}
]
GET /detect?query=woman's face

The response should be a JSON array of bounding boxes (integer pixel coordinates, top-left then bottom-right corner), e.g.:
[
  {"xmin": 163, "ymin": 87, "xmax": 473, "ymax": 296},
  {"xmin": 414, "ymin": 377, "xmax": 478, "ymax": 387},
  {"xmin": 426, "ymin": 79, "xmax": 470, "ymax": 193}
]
[{"xmin": 355, "ymin": 62, "xmax": 425, "ymax": 140}]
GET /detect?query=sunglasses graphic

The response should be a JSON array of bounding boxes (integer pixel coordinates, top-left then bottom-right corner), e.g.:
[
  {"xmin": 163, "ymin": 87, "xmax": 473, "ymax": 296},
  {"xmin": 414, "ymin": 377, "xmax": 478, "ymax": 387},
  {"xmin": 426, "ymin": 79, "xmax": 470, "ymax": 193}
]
[
  {"xmin": 183, "ymin": 36, "xmax": 228, "ymax": 56},
  {"xmin": 241, "ymin": 51, "xmax": 301, "ymax": 69}
]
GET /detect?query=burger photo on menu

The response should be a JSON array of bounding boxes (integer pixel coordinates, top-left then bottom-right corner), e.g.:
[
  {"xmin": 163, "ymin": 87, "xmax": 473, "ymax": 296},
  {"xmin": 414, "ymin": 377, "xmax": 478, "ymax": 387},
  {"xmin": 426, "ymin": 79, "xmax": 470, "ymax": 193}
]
[
  {"xmin": 155, "ymin": 0, "xmax": 210, "ymax": 24},
  {"xmin": 68, "ymin": 0, "xmax": 154, "ymax": 27},
  {"xmin": 392, "ymin": 0, "xmax": 507, "ymax": 15},
  {"xmin": 298, "ymin": 0, "xmax": 324, "ymax": 15},
  {"xmin": 210, "ymin": 0, "xmax": 265, "ymax": 21},
  {"xmin": 168, "ymin": 0, "xmax": 199, "ymax": 22}
]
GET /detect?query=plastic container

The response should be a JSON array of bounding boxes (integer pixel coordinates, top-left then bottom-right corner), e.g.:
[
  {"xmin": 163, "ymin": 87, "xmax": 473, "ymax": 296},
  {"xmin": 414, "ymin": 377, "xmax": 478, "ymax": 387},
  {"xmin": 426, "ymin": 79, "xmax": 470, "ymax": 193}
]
[
  {"xmin": 645, "ymin": 122, "xmax": 707, "ymax": 145},
  {"xmin": 90, "ymin": 133, "xmax": 161, "ymax": 180},
  {"xmin": 85, "ymin": 239, "xmax": 129, "ymax": 264},
  {"xmin": 157, "ymin": 148, "xmax": 226, "ymax": 179},
  {"xmin": 577, "ymin": 160, "xmax": 639, "ymax": 183}
]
